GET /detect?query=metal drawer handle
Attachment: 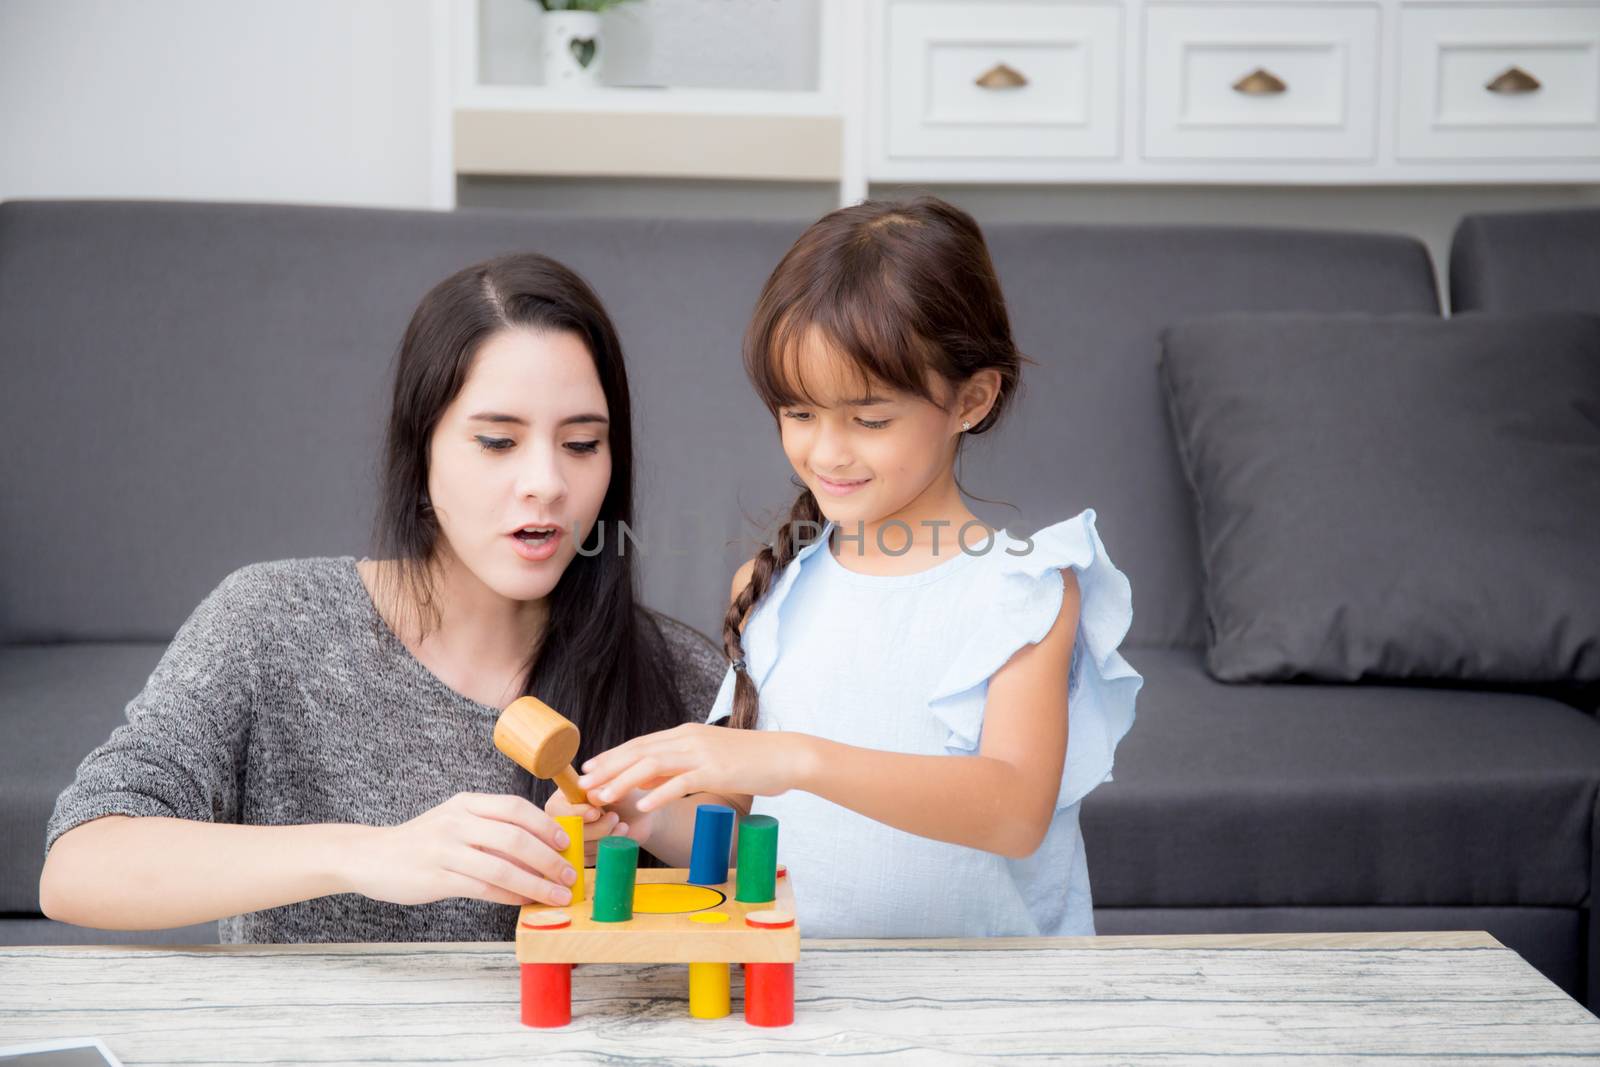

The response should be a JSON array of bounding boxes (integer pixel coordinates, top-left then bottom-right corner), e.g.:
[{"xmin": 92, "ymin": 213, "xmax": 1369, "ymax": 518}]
[
  {"xmin": 1485, "ymin": 66, "xmax": 1541, "ymax": 94},
  {"xmin": 975, "ymin": 63, "xmax": 1028, "ymax": 90},
  {"xmin": 1232, "ymin": 68, "xmax": 1287, "ymax": 95}
]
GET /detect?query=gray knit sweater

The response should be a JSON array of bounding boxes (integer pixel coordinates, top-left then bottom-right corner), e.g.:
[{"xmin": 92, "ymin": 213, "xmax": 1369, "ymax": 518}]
[{"xmin": 44, "ymin": 556, "xmax": 726, "ymax": 944}]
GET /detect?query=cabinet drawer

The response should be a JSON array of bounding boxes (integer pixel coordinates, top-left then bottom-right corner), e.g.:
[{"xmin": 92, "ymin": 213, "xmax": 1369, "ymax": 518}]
[
  {"xmin": 1397, "ymin": 3, "xmax": 1600, "ymax": 160},
  {"xmin": 1142, "ymin": 3, "xmax": 1380, "ymax": 161},
  {"xmin": 883, "ymin": 0, "xmax": 1122, "ymax": 160}
]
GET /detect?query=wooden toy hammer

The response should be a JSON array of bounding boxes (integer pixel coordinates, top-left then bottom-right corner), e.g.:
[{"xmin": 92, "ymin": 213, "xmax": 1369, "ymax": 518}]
[{"xmin": 494, "ymin": 695, "xmax": 590, "ymax": 805}]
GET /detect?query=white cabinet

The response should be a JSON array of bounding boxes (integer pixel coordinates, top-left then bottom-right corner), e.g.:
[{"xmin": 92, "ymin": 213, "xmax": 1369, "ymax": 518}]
[
  {"xmin": 1396, "ymin": 3, "xmax": 1600, "ymax": 161},
  {"xmin": 882, "ymin": 1, "xmax": 1122, "ymax": 160},
  {"xmin": 864, "ymin": 0, "xmax": 1600, "ymax": 185},
  {"xmin": 1142, "ymin": 3, "xmax": 1380, "ymax": 161}
]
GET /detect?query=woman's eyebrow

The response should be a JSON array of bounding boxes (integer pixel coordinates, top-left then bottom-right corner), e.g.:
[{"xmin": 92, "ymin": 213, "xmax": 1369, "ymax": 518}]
[
  {"xmin": 467, "ymin": 411, "xmax": 609, "ymax": 427},
  {"xmin": 844, "ymin": 394, "xmax": 891, "ymax": 405}
]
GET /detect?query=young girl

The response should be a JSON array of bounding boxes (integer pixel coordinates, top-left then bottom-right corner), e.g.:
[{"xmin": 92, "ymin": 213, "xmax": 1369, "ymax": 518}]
[{"xmin": 557, "ymin": 196, "xmax": 1143, "ymax": 937}]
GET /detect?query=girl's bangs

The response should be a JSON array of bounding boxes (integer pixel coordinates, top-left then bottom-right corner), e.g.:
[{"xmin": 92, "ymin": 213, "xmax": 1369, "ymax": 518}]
[{"xmin": 752, "ymin": 285, "xmax": 940, "ymax": 413}]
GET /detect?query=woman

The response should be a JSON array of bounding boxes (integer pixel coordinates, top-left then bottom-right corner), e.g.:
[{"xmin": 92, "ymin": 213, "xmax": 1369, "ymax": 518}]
[{"xmin": 38, "ymin": 253, "xmax": 723, "ymax": 942}]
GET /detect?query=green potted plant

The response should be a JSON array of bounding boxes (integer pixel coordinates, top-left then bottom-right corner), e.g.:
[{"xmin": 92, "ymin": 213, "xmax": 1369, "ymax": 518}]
[{"xmin": 539, "ymin": 0, "xmax": 641, "ymax": 88}]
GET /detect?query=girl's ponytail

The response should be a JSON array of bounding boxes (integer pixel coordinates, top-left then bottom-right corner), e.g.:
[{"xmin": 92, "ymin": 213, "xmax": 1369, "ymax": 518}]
[{"xmin": 721, "ymin": 487, "xmax": 823, "ymax": 730}]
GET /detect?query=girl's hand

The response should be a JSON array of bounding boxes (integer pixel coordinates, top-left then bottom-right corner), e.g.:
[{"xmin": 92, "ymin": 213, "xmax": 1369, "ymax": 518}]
[
  {"xmin": 347, "ymin": 792, "xmax": 578, "ymax": 908},
  {"xmin": 543, "ymin": 788, "xmax": 636, "ymax": 862},
  {"xmin": 577, "ymin": 723, "xmax": 809, "ymax": 814}
]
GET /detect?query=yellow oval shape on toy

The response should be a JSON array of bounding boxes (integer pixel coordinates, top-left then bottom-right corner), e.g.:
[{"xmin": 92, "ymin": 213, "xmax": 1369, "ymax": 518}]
[
  {"xmin": 631, "ymin": 882, "xmax": 726, "ymax": 914},
  {"xmin": 689, "ymin": 912, "xmax": 730, "ymax": 924}
]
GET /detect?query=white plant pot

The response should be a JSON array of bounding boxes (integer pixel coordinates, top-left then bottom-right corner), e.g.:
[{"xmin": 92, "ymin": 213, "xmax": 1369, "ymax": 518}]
[{"xmin": 543, "ymin": 10, "xmax": 603, "ymax": 89}]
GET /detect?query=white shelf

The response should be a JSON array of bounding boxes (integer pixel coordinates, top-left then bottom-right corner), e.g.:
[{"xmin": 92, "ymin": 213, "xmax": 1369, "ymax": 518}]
[
  {"xmin": 454, "ymin": 108, "xmax": 843, "ymax": 182},
  {"xmin": 455, "ymin": 85, "xmax": 841, "ymax": 118},
  {"xmin": 439, "ymin": 0, "xmax": 856, "ymax": 200}
]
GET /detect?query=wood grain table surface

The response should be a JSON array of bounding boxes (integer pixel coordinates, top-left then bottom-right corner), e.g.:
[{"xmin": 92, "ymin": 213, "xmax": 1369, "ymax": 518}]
[{"xmin": 3, "ymin": 931, "xmax": 1596, "ymax": 1064}]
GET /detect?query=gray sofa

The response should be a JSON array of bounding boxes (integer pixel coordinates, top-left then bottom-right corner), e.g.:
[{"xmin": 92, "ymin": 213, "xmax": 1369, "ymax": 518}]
[{"xmin": 3, "ymin": 200, "xmax": 1596, "ymax": 1013}]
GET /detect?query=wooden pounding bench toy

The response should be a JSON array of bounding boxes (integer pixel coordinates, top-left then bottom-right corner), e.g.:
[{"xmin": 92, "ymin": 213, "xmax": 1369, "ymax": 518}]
[{"xmin": 494, "ymin": 696, "xmax": 800, "ymax": 1028}]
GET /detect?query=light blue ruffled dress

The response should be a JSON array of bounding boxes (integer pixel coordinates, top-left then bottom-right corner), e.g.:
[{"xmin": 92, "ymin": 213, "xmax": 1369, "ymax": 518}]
[{"xmin": 705, "ymin": 508, "xmax": 1143, "ymax": 938}]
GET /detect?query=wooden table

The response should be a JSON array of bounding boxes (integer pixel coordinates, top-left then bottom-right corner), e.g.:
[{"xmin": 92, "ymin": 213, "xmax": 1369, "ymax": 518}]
[{"xmin": 3, "ymin": 932, "xmax": 1596, "ymax": 1063}]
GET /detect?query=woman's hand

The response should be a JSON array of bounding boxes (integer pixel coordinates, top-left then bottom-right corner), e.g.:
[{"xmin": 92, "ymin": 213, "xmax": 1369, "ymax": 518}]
[
  {"xmin": 543, "ymin": 788, "xmax": 639, "ymax": 861},
  {"xmin": 576, "ymin": 723, "xmax": 811, "ymax": 814},
  {"xmin": 346, "ymin": 792, "xmax": 579, "ymax": 908}
]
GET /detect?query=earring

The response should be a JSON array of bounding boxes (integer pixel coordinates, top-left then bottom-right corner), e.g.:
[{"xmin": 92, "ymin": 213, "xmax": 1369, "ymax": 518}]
[{"xmin": 961, "ymin": 420, "xmax": 972, "ymax": 431}]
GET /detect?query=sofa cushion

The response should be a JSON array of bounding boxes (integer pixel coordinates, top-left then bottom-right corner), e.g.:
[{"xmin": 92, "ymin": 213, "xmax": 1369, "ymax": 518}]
[
  {"xmin": 1450, "ymin": 207, "xmax": 1600, "ymax": 315},
  {"xmin": 0, "ymin": 642, "xmax": 167, "ymax": 912},
  {"xmin": 0, "ymin": 916, "xmax": 219, "ymax": 946},
  {"xmin": 0, "ymin": 201, "xmax": 1441, "ymax": 648},
  {"xmin": 1083, "ymin": 647, "xmax": 1600, "ymax": 910},
  {"xmin": 1158, "ymin": 310, "xmax": 1600, "ymax": 684}
]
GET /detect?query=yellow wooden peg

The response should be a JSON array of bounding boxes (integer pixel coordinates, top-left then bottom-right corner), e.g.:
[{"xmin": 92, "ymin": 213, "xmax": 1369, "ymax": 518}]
[
  {"xmin": 689, "ymin": 961, "xmax": 731, "ymax": 1019},
  {"xmin": 553, "ymin": 814, "xmax": 586, "ymax": 904}
]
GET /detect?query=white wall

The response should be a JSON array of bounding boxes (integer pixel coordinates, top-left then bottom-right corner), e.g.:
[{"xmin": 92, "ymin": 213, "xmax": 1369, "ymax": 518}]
[{"xmin": 0, "ymin": 0, "xmax": 439, "ymax": 209}]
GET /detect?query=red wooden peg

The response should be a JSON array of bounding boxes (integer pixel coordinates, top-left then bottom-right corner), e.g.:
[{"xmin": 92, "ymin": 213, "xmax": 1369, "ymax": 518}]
[
  {"xmin": 744, "ymin": 962, "xmax": 794, "ymax": 1027},
  {"xmin": 521, "ymin": 962, "xmax": 573, "ymax": 1027}
]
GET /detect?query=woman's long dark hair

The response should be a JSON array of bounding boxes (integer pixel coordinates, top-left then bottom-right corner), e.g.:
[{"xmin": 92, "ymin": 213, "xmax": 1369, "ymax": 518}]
[
  {"xmin": 372, "ymin": 253, "xmax": 686, "ymax": 807},
  {"xmin": 724, "ymin": 196, "xmax": 1027, "ymax": 730}
]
